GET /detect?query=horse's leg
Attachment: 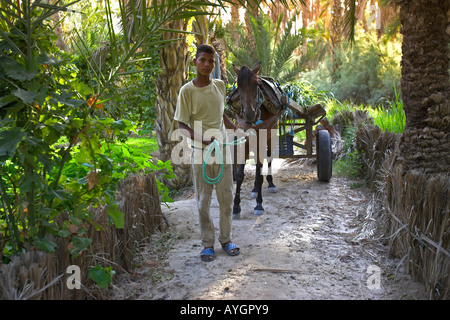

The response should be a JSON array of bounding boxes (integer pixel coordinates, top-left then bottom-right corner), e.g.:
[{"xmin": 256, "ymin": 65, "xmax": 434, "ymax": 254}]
[
  {"xmin": 233, "ymin": 164, "xmax": 245, "ymax": 219},
  {"xmin": 266, "ymin": 159, "xmax": 277, "ymax": 193},
  {"xmin": 266, "ymin": 141, "xmax": 276, "ymax": 193},
  {"xmin": 254, "ymin": 163, "xmax": 264, "ymax": 216},
  {"xmin": 251, "ymin": 180, "xmax": 258, "ymax": 199}
]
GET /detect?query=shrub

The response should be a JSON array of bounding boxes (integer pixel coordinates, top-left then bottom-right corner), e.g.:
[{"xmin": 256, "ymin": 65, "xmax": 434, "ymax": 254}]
[{"xmin": 302, "ymin": 28, "xmax": 401, "ymax": 106}]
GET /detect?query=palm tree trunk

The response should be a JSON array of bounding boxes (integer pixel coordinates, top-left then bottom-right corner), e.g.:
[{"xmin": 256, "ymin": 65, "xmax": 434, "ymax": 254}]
[
  {"xmin": 397, "ymin": 0, "xmax": 449, "ymax": 175},
  {"xmin": 155, "ymin": 19, "xmax": 192, "ymax": 189},
  {"xmin": 386, "ymin": 0, "xmax": 449, "ymax": 299}
]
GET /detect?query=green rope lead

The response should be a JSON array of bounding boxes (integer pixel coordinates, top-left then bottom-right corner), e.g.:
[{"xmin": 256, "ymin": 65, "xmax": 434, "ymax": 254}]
[{"xmin": 202, "ymin": 136, "xmax": 248, "ymax": 185}]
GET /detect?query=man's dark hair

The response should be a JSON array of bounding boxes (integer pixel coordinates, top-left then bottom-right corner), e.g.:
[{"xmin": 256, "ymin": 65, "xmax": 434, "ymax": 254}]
[{"xmin": 196, "ymin": 44, "xmax": 215, "ymax": 57}]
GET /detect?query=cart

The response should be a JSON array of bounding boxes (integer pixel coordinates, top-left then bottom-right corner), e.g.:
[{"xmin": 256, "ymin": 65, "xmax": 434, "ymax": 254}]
[{"xmin": 226, "ymin": 76, "xmax": 333, "ymax": 182}]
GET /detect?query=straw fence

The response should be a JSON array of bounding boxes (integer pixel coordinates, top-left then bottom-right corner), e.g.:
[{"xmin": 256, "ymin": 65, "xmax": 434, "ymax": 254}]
[
  {"xmin": 355, "ymin": 123, "xmax": 449, "ymax": 300},
  {"xmin": 0, "ymin": 172, "xmax": 165, "ymax": 300}
]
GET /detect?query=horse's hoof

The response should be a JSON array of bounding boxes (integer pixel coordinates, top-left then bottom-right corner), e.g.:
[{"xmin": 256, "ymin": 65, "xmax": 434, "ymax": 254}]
[
  {"xmin": 254, "ymin": 206, "xmax": 264, "ymax": 216},
  {"xmin": 233, "ymin": 206, "xmax": 241, "ymax": 215},
  {"xmin": 233, "ymin": 213, "xmax": 241, "ymax": 220},
  {"xmin": 250, "ymin": 192, "xmax": 257, "ymax": 199},
  {"xmin": 254, "ymin": 209, "xmax": 264, "ymax": 216},
  {"xmin": 268, "ymin": 186, "xmax": 277, "ymax": 193}
]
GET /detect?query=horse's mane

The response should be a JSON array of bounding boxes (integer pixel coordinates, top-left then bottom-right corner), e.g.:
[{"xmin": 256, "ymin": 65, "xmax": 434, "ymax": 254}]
[{"xmin": 236, "ymin": 66, "xmax": 255, "ymax": 89}]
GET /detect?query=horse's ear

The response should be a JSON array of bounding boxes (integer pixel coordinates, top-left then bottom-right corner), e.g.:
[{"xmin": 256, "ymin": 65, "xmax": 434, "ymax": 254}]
[
  {"xmin": 252, "ymin": 62, "xmax": 261, "ymax": 75},
  {"xmin": 233, "ymin": 64, "xmax": 240, "ymax": 75}
]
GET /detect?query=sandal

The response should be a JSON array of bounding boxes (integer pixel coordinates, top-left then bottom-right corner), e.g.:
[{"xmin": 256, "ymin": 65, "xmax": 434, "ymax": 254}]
[
  {"xmin": 222, "ymin": 242, "xmax": 240, "ymax": 256},
  {"xmin": 200, "ymin": 247, "xmax": 216, "ymax": 262}
]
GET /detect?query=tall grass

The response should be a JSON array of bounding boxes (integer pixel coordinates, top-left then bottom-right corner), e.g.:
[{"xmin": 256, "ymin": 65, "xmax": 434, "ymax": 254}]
[
  {"xmin": 372, "ymin": 87, "xmax": 405, "ymax": 134},
  {"xmin": 124, "ymin": 136, "xmax": 159, "ymax": 155},
  {"xmin": 320, "ymin": 88, "xmax": 405, "ymax": 181}
]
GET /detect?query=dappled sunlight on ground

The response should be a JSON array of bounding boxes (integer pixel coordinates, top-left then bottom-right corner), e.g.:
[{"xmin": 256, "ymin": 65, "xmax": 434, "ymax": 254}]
[{"xmin": 112, "ymin": 160, "xmax": 427, "ymax": 300}]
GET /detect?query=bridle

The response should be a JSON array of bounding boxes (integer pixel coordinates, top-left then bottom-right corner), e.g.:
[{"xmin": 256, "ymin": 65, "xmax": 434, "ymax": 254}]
[{"xmin": 241, "ymin": 83, "xmax": 265, "ymax": 127}]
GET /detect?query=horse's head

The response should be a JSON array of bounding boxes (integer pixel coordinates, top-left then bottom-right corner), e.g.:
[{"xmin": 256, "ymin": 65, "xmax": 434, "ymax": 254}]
[{"xmin": 233, "ymin": 62, "xmax": 261, "ymax": 125}]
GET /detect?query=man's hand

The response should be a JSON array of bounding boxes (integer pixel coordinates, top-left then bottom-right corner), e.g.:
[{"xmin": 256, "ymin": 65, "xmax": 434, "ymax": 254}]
[
  {"xmin": 235, "ymin": 129, "xmax": 248, "ymax": 139},
  {"xmin": 202, "ymin": 136, "xmax": 216, "ymax": 145}
]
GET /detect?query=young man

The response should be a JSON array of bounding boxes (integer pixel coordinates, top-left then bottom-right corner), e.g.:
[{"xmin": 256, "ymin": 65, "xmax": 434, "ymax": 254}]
[{"xmin": 174, "ymin": 44, "xmax": 243, "ymax": 262}]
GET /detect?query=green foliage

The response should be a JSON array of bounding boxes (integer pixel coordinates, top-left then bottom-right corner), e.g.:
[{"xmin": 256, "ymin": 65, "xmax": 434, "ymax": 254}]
[
  {"xmin": 0, "ymin": 0, "xmax": 176, "ymax": 263},
  {"xmin": 225, "ymin": 10, "xmax": 328, "ymax": 83},
  {"xmin": 332, "ymin": 122, "xmax": 365, "ymax": 180},
  {"xmin": 120, "ymin": 136, "xmax": 159, "ymax": 156},
  {"xmin": 302, "ymin": 27, "xmax": 402, "ymax": 105},
  {"xmin": 333, "ymin": 149, "xmax": 364, "ymax": 180},
  {"xmin": 373, "ymin": 86, "xmax": 405, "ymax": 134},
  {"xmin": 282, "ymin": 80, "xmax": 330, "ymax": 108},
  {"xmin": 64, "ymin": 0, "xmax": 162, "ymax": 135},
  {"xmin": 89, "ymin": 265, "xmax": 115, "ymax": 289}
]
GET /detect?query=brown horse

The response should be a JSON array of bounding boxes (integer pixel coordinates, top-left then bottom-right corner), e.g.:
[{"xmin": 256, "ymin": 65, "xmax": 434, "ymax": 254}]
[{"xmin": 229, "ymin": 63, "xmax": 285, "ymax": 218}]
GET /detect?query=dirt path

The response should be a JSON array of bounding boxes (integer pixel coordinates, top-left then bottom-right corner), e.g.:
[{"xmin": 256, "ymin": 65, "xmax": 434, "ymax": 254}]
[{"xmin": 112, "ymin": 159, "xmax": 426, "ymax": 300}]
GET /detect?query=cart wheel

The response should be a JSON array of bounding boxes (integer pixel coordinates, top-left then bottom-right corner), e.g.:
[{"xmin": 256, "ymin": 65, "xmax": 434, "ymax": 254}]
[{"xmin": 316, "ymin": 130, "xmax": 332, "ymax": 182}]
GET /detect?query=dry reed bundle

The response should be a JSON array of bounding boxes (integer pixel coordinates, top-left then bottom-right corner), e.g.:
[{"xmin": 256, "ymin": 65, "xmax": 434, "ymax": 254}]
[
  {"xmin": 328, "ymin": 109, "xmax": 374, "ymax": 160},
  {"xmin": 0, "ymin": 172, "xmax": 164, "ymax": 300},
  {"xmin": 355, "ymin": 124, "xmax": 400, "ymax": 189},
  {"xmin": 356, "ymin": 124, "xmax": 449, "ymax": 300},
  {"xmin": 381, "ymin": 164, "xmax": 449, "ymax": 299},
  {"xmin": 115, "ymin": 172, "xmax": 166, "ymax": 270},
  {"xmin": 0, "ymin": 250, "xmax": 64, "ymax": 299}
]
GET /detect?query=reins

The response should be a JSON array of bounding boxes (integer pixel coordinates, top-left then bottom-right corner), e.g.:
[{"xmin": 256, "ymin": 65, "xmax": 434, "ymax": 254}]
[{"xmin": 202, "ymin": 135, "xmax": 249, "ymax": 185}]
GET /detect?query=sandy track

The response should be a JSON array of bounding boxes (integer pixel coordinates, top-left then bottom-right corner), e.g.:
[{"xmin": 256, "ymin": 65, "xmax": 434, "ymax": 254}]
[{"xmin": 112, "ymin": 159, "xmax": 426, "ymax": 300}]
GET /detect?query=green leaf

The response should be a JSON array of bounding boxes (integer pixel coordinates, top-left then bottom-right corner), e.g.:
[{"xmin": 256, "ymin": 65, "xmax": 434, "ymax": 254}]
[
  {"xmin": 33, "ymin": 237, "xmax": 57, "ymax": 253},
  {"xmin": 73, "ymin": 203, "xmax": 90, "ymax": 220},
  {"xmin": 1, "ymin": 60, "xmax": 37, "ymax": 81},
  {"xmin": 88, "ymin": 265, "xmax": 115, "ymax": 289},
  {"xmin": 12, "ymin": 88, "xmax": 38, "ymax": 104},
  {"xmin": 74, "ymin": 146, "xmax": 90, "ymax": 165},
  {"xmin": 37, "ymin": 52, "xmax": 61, "ymax": 67},
  {"xmin": 50, "ymin": 91, "xmax": 85, "ymax": 108},
  {"xmin": 0, "ymin": 128, "xmax": 26, "ymax": 159},
  {"xmin": 69, "ymin": 236, "xmax": 92, "ymax": 255},
  {"xmin": 106, "ymin": 202, "xmax": 124, "ymax": 229},
  {"xmin": 0, "ymin": 95, "xmax": 18, "ymax": 108},
  {"xmin": 19, "ymin": 173, "xmax": 45, "ymax": 193},
  {"xmin": 121, "ymin": 145, "xmax": 130, "ymax": 157},
  {"xmin": 72, "ymin": 118, "xmax": 84, "ymax": 129},
  {"xmin": 37, "ymin": 153, "xmax": 55, "ymax": 172}
]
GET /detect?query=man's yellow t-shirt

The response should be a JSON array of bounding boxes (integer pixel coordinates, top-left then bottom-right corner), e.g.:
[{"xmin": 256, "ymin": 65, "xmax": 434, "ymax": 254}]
[{"xmin": 174, "ymin": 78, "xmax": 227, "ymax": 148}]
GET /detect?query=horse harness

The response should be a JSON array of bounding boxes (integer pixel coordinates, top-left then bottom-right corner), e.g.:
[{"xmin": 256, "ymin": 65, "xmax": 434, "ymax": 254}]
[{"xmin": 226, "ymin": 76, "xmax": 286, "ymax": 128}]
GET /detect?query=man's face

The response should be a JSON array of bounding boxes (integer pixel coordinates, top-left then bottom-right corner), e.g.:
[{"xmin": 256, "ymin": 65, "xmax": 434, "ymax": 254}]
[{"xmin": 194, "ymin": 51, "xmax": 215, "ymax": 77}]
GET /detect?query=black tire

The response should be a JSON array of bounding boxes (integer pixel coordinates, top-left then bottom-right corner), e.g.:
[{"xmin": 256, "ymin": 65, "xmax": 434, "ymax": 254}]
[{"xmin": 316, "ymin": 130, "xmax": 332, "ymax": 182}]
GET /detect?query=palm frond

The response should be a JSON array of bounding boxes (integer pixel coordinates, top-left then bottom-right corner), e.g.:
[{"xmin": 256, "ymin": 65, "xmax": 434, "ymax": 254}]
[
  {"xmin": 226, "ymin": 7, "xmax": 328, "ymax": 84},
  {"xmin": 248, "ymin": 11, "xmax": 272, "ymax": 75},
  {"xmin": 343, "ymin": 0, "xmax": 356, "ymax": 44},
  {"xmin": 272, "ymin": 16, "xmax": 303, "ymax": 80}
]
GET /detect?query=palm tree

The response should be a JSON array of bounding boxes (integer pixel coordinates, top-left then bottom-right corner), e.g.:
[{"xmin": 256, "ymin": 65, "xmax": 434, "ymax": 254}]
[
  {"xmin": 225, "ymin": 9, "xmax": 328, "ymax": 83},
  {"xmin": 388, "ymin": 0, "xmax": 449, "ymax": 299},
  {"xmin": 395, "ymin": 0, "xmax": 449, "ymax": 176},
  {"xmin": 155, "ymin": 18, "xmax": 192, "ymax": 189},
  {"xmin": 338, "ymin": 0, "xmax": 448, "ymax": 299}
]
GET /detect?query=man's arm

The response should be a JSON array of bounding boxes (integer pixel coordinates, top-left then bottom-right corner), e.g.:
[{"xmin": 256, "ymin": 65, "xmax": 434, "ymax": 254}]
[
  {"xmin": 223, "ymin": 113, "xmax": 238, "ymax": 130},
  {"xmin": 223, "ymin": 113, "xmax": 247, "ymax": 138},
  {"xmin": 177, "ymin": 121, "xmax": 214, "ymax": 145}
]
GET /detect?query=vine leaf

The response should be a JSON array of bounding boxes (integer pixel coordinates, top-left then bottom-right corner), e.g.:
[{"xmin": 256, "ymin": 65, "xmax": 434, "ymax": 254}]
[
  {"xmin": 0, "ymin": 128, "xmax": 26, "ymax": 159},
  {"xmin": 12, "ymin": 88, "xmax": 37, "ymax": 104},
  {"xmin": 106, "ymin": 202, "xmax": 124, "ymax": 229},
  {"xmin": 2, "ymin": 60, "xmax": 37, "ymax": 81}
]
